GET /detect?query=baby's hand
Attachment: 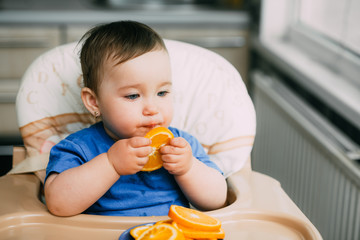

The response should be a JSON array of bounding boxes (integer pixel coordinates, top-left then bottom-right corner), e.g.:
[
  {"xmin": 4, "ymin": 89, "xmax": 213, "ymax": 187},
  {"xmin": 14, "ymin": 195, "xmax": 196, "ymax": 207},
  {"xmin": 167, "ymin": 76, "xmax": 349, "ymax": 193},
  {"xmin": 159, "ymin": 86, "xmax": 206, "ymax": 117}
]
[
  {"xmin": 107, "ymin": 137, "xmax": 152, "ymax": 176},
  {"xmin": 160, "ymin": 137, "xmax": 194, "ymax": 176}
]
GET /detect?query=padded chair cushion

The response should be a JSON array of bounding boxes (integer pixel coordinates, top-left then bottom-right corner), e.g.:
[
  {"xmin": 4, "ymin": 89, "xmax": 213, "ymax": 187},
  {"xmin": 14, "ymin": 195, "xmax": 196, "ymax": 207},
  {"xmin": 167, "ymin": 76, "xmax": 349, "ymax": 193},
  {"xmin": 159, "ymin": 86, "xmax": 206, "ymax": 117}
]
[
  {"xmin": 166, "ymin": 40, "xmax": 256, "ymax": 177},
  {"xmin": 16, "ymin": 42, "xmax": 93, "ymax": 157},
  {"xmin": 13, "ymin": 39, "xmax": 255, "ymax": 181}
]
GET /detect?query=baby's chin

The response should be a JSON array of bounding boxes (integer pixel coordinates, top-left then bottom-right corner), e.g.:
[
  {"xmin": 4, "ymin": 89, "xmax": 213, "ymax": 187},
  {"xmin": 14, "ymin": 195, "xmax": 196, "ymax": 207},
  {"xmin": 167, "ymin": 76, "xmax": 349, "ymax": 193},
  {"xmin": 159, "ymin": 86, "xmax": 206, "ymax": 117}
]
[
  {"xmin": 137, "ymin": 125, "xmax": 163, "ymax": 135},
  {"xmin": 113, "ymin": 130, "xmax": 149, "ymax": 139}
]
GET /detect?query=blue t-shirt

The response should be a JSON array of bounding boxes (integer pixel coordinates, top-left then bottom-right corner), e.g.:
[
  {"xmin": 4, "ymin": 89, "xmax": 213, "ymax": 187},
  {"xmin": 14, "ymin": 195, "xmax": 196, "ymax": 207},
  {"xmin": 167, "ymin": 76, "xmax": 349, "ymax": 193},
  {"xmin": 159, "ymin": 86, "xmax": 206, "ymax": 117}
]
[{"xmin": 45, "ymin": 122, "xmax": 221, "ymax": 216}]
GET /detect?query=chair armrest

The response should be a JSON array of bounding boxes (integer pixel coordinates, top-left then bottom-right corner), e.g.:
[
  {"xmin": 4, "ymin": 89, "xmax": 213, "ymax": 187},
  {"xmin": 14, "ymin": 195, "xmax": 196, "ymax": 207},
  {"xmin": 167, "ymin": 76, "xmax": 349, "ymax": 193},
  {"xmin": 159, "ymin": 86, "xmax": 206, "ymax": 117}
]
[
  {"xmin": 0, "ymin": 169, "xmax": 322, "ymax": 239},
  {"xmin": 0, "ymin": 174, "xmax": 46, "ymax": 216},
  {"xmin": 225, "ymin": 170, "xmax": 309, "ymax": 219},
  {"xmin": 12, "ymin": 145, "xmax": 26, "ymax": 167}
]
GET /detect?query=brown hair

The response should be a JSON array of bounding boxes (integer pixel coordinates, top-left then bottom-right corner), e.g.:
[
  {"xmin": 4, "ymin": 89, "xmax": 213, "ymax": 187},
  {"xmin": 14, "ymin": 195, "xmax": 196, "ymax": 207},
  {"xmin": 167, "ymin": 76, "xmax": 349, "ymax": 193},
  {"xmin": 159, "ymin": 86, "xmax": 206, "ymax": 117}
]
[{"xmin": 79, "ymin": 21, "xmax": 167, "ymax": 95}]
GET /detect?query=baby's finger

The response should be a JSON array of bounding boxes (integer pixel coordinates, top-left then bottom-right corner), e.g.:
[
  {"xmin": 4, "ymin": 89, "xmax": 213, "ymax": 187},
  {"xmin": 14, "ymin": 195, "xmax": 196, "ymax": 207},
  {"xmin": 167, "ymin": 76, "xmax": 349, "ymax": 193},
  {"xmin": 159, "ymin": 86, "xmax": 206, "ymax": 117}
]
[
  {"xmin": 169, "ymin": 137, "xmax": 188, "ymax": 148},
  {"xmin": 136, "ymin": 156, "xmax": 149, "ymax": 167},
  {"xmin": 161, "ymin": 153, "xmax": 181, "ymax": 163},
  {"xmin": 162, "ymin": 161, "xmax": 177, "ymax": 171},
  {"xmin": 136, "ymin": 146, "xmax": 153, "ymax": 157},
  {"xmin": 160, "ymin": 145, "xmax": 181, "ymax": 155},
  {"xmin": 129, "ymin": 137, "xmax": 151, "ymax": 147}
]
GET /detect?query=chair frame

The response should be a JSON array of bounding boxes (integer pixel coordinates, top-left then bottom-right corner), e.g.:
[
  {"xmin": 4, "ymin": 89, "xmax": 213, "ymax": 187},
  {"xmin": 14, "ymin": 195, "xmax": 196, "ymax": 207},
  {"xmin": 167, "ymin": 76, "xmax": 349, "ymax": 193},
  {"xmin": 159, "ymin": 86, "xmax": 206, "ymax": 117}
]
[{"xmin": 0, "ymin": 39, "xmax": 322, "ymax": 239}]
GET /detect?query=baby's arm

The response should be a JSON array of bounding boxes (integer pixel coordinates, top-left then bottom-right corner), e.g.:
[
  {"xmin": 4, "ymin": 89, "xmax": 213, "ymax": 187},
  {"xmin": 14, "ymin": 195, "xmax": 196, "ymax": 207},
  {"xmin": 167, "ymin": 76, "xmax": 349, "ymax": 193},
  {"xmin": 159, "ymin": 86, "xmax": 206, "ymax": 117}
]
[
  {"xmin": 44, "ymin": 137, "xmax": 152, "ymax": 216},
  {"xmin": 161, "ymin": 138, "xmax": 227, "ymax": 210}
]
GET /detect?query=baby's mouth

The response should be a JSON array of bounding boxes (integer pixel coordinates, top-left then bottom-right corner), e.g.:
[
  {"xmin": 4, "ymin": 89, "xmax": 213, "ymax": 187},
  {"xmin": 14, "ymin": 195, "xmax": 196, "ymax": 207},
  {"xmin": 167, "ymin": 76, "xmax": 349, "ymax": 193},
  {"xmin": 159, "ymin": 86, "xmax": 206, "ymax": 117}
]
[
  {"xmin": 142, "ymin": 122, "xmax": 162, "ymax": 129},
  {"xmin": 139, "ymin": 124, "xmax": 160, "ymax": 135}
]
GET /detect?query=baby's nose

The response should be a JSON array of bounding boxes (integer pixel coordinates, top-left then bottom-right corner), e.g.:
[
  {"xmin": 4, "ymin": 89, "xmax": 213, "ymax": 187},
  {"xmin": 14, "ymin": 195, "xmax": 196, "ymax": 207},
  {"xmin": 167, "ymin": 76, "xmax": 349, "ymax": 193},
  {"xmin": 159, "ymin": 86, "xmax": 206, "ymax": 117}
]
[{"xmin": 143, "ymin": 103, "xmax": 159, "ymax": 116}]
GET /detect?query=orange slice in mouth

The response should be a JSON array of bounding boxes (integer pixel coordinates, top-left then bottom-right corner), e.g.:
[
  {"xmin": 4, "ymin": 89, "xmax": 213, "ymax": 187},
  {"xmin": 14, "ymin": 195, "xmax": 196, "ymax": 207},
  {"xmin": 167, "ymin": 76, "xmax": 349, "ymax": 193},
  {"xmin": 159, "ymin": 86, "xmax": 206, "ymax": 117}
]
[{"xmin": 142, "ymin": 127, "xmax": 174, "ymax": 171}]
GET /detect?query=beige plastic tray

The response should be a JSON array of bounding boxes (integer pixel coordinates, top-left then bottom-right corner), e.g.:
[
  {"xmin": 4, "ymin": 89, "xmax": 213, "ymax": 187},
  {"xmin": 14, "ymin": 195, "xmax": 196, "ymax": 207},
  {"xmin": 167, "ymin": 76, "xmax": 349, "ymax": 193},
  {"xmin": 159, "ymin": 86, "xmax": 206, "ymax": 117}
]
[
  {"xmin": 0, "ymin": 169, "xmax": 322, "ymax": 239},
  {"xmin": 221, "ymin": 211, "xmax": 317, "ymax": 239},
  {"xmin": 0, "ymin": 211, "xmax": 317, "ymax": 240}
]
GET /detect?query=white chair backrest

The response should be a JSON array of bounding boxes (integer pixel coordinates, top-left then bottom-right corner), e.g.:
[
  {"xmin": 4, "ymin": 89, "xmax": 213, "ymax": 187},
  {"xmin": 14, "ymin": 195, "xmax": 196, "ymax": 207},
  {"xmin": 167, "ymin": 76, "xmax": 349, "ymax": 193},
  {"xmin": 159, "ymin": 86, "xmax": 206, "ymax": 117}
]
[{"xmin": 14, "ymin": 39, "xmax": 256, "ymax": 180}]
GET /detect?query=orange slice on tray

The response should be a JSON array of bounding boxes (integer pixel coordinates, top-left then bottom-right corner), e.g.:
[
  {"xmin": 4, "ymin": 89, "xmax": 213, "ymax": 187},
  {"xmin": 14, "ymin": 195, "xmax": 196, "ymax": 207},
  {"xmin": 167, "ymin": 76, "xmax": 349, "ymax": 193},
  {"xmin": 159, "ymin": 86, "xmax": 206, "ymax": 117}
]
[
  {"xmin": 172, "ymin": 221, "xmax": 225, "ymax": 239},
  {"xmin": 130, "ymin": 224, "xmax": 152, "ymax": 239},
  {"xmin": 142, "ymin": 127, "xmax": 174, "ymax": 171},
  {"xmin": 168, "ymin": 205, "xmax": 221, "ymax": 232},
  {"xmin": 136, "ymin": 223, "xmax": 185, "ymax": 240}
]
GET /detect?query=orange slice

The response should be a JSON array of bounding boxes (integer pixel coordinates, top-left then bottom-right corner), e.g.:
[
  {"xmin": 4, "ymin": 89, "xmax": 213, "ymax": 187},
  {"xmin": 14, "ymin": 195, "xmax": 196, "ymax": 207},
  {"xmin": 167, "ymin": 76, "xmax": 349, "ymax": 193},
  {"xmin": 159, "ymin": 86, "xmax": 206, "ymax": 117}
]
[
  {"xmin": 142, "ymin": 127, "xmax": 174, "ymax": 171},
  {"xmin": 168, "ymin": 205, "xmax": 221, "ymax": 231},
  {"xmin": 136, "ymin": 223, "xmax": 185, "ymax": 240},
  {"xmin": 172, "ymin": 222, "xmax": 225, "ymax": 239},
  {"xmin": 130, "ymin": 224, "xmax": 152, "ymax": 239},
  {"xmin": 154, "ymin": 219, "xmax": 173, "ymax": 225}
]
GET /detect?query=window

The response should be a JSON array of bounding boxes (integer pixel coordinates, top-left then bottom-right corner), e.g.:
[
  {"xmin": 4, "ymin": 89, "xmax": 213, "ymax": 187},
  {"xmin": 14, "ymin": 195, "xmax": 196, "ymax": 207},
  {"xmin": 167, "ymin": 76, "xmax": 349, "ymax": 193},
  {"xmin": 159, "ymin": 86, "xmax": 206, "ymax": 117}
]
[
  {"xmin": 257, "ymin": 0, "xmax": 360, "ymax": 139},
  {"xmin": 288, "ymin": 0, "xmax": 360, "ymax": 87},
  {"xmin": 298, "ymin": 0, "xmax": 360, "ymax": 55}
]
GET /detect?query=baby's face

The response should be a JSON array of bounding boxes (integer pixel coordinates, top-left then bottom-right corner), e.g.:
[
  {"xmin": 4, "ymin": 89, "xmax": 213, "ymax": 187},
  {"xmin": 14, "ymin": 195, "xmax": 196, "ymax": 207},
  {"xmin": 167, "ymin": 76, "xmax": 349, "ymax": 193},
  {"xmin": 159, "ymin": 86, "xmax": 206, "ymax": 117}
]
[{"xmin": 96, "ymin": 49, "xmax": 173, "ymax": 140}]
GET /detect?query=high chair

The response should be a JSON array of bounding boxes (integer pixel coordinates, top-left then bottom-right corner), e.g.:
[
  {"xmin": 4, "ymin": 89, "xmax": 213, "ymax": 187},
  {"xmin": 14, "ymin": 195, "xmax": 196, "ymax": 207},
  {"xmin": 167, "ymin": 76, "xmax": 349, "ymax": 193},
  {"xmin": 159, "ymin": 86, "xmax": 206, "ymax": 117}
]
[{"xmin": 0, "ymin": 39, "xmax": 322, "ymax": 239}]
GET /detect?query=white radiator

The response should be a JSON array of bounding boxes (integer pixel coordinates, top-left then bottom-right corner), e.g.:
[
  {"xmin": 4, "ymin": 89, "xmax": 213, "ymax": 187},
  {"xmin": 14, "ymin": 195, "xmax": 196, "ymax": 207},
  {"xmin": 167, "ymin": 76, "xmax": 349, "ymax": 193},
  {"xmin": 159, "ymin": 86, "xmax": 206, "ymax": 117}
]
[{"xmin": 251, "ymin": 71, "xmax": 360, "ymax": 240}]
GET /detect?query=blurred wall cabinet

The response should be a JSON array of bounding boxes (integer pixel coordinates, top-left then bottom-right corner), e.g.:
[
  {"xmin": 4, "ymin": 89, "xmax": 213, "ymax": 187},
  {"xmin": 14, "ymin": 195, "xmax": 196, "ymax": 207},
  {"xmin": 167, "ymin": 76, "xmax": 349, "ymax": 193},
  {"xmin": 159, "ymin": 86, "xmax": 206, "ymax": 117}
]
[
  {"xmin": 0, "ymin": 24, "xmax": 249, "ymax": 143},
  {"xmin": 68, "ymin": 26, "xmax": 249, "ymax": 81},
  {"xmin": 0, "ymin": 26, "xmax": 61, "ymax": 141}
]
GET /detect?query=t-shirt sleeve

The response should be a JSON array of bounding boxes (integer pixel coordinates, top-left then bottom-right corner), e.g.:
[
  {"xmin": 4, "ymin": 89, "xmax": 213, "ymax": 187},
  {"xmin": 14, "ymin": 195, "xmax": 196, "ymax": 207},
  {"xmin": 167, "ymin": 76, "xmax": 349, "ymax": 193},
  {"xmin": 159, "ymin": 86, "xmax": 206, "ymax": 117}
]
[
  {"xmin": 188, "ymin": 134, "xmax": 223, "ymax": 175},
  {"xmin": 169, "ymin": 127, "xmax": 223, "ymax": 175},
  {"xmin": 45, "ymin": 139, "xmax": 87, "ymax": 183}
]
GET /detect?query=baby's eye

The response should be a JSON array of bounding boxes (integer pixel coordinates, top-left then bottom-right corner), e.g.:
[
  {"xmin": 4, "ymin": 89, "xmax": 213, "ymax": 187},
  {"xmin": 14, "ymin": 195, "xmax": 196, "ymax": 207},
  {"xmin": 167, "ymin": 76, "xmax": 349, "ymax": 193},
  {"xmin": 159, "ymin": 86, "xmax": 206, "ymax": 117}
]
[
  {"xmin": 157, "ymin": 91, "xmax": 169, "ymax": 97},
  {"xmin": 125, "ymin": 94, "xmax": 140, "ymax": 100}
]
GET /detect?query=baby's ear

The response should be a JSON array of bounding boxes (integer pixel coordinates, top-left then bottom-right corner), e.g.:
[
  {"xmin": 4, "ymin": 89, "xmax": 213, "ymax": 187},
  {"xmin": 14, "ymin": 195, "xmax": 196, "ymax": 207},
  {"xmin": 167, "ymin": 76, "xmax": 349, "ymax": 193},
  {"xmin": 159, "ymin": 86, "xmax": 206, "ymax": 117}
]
[{"xmin": 81, "ymin": 87, "xmax": 99, "ymax": 117}]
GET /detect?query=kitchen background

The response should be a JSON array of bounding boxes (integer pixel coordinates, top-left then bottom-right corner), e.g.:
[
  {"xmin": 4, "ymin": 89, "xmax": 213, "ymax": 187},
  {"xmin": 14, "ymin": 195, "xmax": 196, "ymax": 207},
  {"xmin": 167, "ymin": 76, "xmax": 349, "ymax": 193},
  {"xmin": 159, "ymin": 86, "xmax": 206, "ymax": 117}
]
[
  {"xmin": 0, "ymin": 0, "xmax": 359, "ymax": 240},
  {"xmin": 0, "ymin": 0, "xmax": 252, "ymax": 145}
]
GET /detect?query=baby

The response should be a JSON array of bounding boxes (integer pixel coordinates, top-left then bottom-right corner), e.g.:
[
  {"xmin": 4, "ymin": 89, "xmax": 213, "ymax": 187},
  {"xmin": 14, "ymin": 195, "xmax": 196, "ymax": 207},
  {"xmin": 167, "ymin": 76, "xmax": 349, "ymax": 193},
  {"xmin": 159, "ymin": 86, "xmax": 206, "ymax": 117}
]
[{"xmin": 44, "ymin": 21, "xmax": 227, "ymax": 217}]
